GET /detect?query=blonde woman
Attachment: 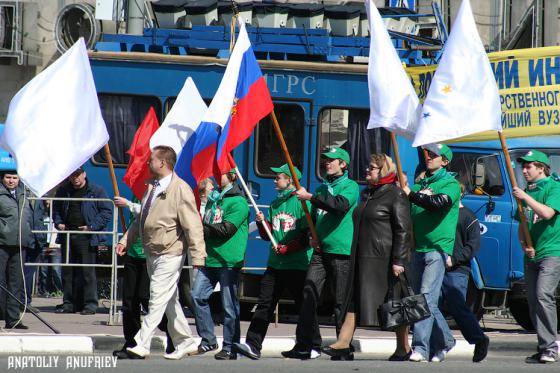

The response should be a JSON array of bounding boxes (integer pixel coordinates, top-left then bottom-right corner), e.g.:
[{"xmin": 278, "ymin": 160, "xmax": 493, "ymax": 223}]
[{"xmin": 322, "ymin": 154, "xmax": 413, "ymax": 361}]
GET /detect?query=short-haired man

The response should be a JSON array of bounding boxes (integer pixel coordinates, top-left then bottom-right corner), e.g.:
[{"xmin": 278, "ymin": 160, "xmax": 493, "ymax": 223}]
[
  {"xmin": 233, "ymin": 164, "xmax": 312, "ymax": 360},
  {"xmin": 54, "ymin": 167, "xmax": 112, "ymax": 315},
  {"xmin": 0, "ymin": 172, "xmax": 34, "ymax": 329},
  {"xmin": 191, "ymin": 169, "xmax": 249, "ymax": 360},
  {"xmin": 402, "ymin": 144, "xmax": 459, "ymax": 363},
  {"xmin": 117, "ymin": 145, "xmax": 206, "ymax": 360},
  {"xmin": 282, "ymin": 147, "xmax": 359, "ymax": 360},
  {"xmin": 513, "ymin": 150, "xmax": 560, "ymax": 364}
]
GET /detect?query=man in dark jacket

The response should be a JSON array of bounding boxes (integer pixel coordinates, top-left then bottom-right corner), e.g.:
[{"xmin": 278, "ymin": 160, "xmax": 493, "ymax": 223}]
[
  {"xmin": 53, "ymin": 167, "xmax": 112, "ymax": 314},
  {"xmin": 0, "ymin": 171, "xmax": 34, "ymax": 329},
  {"xmin": 438, "ymin": 182, "xmax": 489, "ymax": 363}
]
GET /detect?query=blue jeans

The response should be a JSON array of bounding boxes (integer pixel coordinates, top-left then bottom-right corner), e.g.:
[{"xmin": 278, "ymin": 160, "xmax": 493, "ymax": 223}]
[
  {"xmin": 410, "ymin": 250, "xmax": 454, "ymax": 358},
  {"xmin": 437, "ymin": 271, "xmax": 484, "ymax": 346},
  {"xmin": 191, "ymin": 267, "xmax": 240, "ymax": 352}
]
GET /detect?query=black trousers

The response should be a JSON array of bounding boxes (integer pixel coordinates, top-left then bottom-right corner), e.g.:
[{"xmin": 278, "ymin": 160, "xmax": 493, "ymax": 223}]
[
  {"xmin": 61, "ymin": 235, "xmax": 97, "ymax": 312},
  {"xmin": 122, "ymin": 255, "xmax": 170, "ymax": 348},
  {"xmin": 0, "ymin": 246, "xmax": 24, "ymax": 325},
  {"xmin": 245, "ymin": 268, "xmax": 307, "ymax": 353},
  {"xmin": 295, "ymin": 253, "xmax": 350, "ymax": 351}
]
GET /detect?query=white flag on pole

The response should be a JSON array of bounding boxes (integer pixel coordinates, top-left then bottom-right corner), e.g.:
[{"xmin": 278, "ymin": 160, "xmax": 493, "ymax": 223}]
[
  {"xmin": 0, "ymin": 38, "xmax": 109, "ymax": 197},
  {"xmin": 365, "ymin": 0, "xmax": 420, "ymax": 140},
  {"xmin": 412, "ymin": 0, "xmax": 501, "ymax": 148},
  {"xmin": 149, "ymin": 77, "xmax": 207, "ymax": 155}
]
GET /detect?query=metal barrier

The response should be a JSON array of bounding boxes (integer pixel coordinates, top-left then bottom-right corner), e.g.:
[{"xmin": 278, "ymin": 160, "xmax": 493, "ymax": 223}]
[{"xmin": 26, "ymin": 196, "xmax": 120, "ymax": 325}]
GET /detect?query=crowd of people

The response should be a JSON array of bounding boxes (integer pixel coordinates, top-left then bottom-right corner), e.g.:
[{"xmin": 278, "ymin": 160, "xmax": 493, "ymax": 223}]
[{"xmin": 0, "ymin": 144, "xmax": 557, "ymax": 365}]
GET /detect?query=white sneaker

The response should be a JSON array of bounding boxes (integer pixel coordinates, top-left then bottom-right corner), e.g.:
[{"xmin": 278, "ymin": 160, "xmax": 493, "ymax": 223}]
[
  {"xmin": 126, "ymin": 345, "xmax": 150, "ymax": 358},
  {"xmin": 431, "ymin": 351, "xmax": 446, "ymax": 363},
  {"xmin": 409, "ymin": 351, "xmax": 428, "ymax": 362},
  {"xmin": 164, "ymin": 340, "xmax": 198, "ymax": 360},
  {"xmin": 310, "ymin": 349, "xmax": 321, "ymax": 359}
]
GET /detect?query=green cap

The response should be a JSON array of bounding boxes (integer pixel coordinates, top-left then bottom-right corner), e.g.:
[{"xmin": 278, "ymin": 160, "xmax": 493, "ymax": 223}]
[
  {"xmin": 321, "ymin": 147, "xmax": 350, "ymax": 164},
  {"xmin": 270, "ymin": 164, "xmax": 302, "ymax": 180},
  {"xmin": 516, "ymin": 150, "xmax": 550, "ymax": 166},
  {"xmin": 228, "ymin": 168, "xmax": 236, "ymax": 174},
  {"xmin": 437, "ymin": 144, "xmax": 453, "ymax": 162}
]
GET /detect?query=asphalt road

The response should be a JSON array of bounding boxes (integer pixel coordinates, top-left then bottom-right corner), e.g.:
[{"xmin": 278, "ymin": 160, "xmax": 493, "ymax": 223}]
[{"xmin": 1, "ymin": 353, "xmax": 558, "ymax": 373}]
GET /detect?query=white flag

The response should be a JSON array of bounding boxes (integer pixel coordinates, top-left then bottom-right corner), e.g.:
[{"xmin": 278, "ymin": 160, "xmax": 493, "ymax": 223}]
[
  {"xmin": 149, "ymin": 77, "xmax": 207, "ymax": 155},
  {"xmin": 412, "ymin": 0, "xmax": 501, "ymax": 148},
  {"xmin": 0, "ymin": 38, "xmax": 109, "ymax": 197},
  {"xmin": 365, "ymin": 0, "xmax": 420, "ymax": 140}
]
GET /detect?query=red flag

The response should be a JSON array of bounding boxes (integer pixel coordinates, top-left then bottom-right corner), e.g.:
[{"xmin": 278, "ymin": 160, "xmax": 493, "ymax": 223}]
[{"xmin": 123, "ymin": 107, "xmax": 159, "ymax": 200}]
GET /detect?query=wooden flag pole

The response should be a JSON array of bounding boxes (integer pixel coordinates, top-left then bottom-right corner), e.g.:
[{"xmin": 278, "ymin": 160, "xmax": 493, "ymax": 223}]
[
  {"xmin": 498, "ymin": 132, "xmax": 534, "ymax": 249},
  {"xmin": 270, "ymin": 111, "xmax": 319, "ymax": 243},
  {"xmin": 390, "ymin": 133, "xmax": 405, "ymax": 186},
  {"xmin": 103, "ymin": 143, "xmax": 126, "ymax": 231}
]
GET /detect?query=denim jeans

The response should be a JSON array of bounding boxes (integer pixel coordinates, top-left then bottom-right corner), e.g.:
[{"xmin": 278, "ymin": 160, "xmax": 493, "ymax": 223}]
[
  {"xmin": 38, "ymin": 248, "xmax": 62, "ymax": 295},
  {"xmin": 191, "ymin": 267, "xmax": 240, "ymax": 352},
  {"xmin": 525, "ymin": 256, "xmax": 560, "ymax": 353},
  {"xmin": 410, "ymin": 250, "xmax": 454, "ymax": 358},
  {"xmin": 436, "ymin": 271, "xmax": 484, "ymax": 346}
]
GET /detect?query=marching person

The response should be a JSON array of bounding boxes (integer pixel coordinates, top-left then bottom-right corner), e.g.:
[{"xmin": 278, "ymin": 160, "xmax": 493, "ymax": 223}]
[
  {"xmin": 53, "ymin": 166, "xmax": 112, "ymax": 315},
  {"xmin": 116, "ymin": 145, "xmax": 206, "ymax": 360},
  {"xmin": 0, "ymin": 171, "xmax": 34, "ymax": 329},
  {"xmin": 438, "ymin": 182, "xmax": 489, "ymax": 363},
  {"xmin": 282, "ymin": 147, "xmax": 359, "ymax": 360},
  {"xmin": 112, "ymin": 195, "xmax": 175, "ymax": 359},
  {"xmin": 233, "ymin": 164, "xmax": 312, "ymax": 360},
  {"xmin": 402, "ymin": 144, "xmax": 459, "ymax": 362},
  {"xmin": 322, "ymin": 154, "xmax": 412, "ymax": 361},
  {"xmin": 513, "ymin": 150, "xmax": 560, "ymax": 364},
  {"xmin": 191, "ymin": 169, "xmax": 249, "ymax": 360}
]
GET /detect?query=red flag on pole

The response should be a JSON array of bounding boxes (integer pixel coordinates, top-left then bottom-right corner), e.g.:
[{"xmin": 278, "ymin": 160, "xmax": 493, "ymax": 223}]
[{"xmin": 123, "ymin": 107, "xmax": 159, "ymax": 200}]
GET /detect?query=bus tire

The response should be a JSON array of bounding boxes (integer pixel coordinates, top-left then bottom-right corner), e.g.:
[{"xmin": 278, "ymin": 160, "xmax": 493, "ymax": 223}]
[{"xmin": 508, "ymin": 298, "xmax": 534, "ymax": 331}]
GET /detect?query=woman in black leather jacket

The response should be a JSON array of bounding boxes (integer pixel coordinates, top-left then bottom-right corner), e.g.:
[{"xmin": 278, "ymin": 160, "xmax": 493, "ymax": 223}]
[{"xmin": 321, "ymin": 154, "xmax": 413, "ymax": 361}]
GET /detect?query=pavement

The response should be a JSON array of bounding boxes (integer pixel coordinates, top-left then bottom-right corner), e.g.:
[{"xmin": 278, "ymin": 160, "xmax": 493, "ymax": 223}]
[{"xmin": 0, "ymin": 296, "xmax": 548, "ymax": 356}]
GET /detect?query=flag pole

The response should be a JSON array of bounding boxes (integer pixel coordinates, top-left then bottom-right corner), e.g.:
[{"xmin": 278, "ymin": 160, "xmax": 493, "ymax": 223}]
[
  {"xmin": 103, "ymin": 143, "xmax": 126, "ymax": 231},
  {"xmin": 270, "ymin": 111, "xmax": 319, "ymax": 243},
  {"xmin": 390, "ymin": 132, "xmax": 405, "ymax": 186},
  {"xmin": 233, "ymin": 165, "xmax": 278, "ymax": 247},
  {"xmin": 498, "ymin": 132, "xmax": 534, "ymax": 249}
]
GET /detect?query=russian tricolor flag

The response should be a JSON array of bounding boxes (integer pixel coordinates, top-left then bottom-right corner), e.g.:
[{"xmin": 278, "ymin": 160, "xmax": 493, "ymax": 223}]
[{"xmin": 175, "ymin": 18, "xmax": 273, "ymax": 188}]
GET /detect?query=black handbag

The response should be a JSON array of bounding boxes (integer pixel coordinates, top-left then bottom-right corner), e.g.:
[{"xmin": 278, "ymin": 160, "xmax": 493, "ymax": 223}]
[{"xmin": 378, "ymin": 273, "xmax": 431, "ymax": 331}]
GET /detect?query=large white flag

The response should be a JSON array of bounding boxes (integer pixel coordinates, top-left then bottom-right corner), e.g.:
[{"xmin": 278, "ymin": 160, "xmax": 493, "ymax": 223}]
[
  {"xmin": 412, "ymin": 0, "xmax": 501, "ymax": 148},
  {"xmin": 365, "ymin": 0, "xmax": 420, "ymax": 140},
  {"xmin": 149, "ymin": 77, "xmax": 207, "ymax": 155},
  {"xmin": 0, "ymin": 38, "xmax": 109, "ymax": 197}
]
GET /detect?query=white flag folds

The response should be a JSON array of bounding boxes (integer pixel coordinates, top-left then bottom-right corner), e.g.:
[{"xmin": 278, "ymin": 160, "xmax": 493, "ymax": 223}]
[
  {"xmin": 0, "ymin": 38, "xmax": 109, "ymax": 197},
  {"xmin": 365, "ymin": 0, "xmax": 420, "ymax": 140},
  {"xmin": 412, "ymin": 0, "xmax": 501, "ymax": 148},
  {"xmin": 149, "ymin": 77, "xmax": 208, "ymax": 155}
]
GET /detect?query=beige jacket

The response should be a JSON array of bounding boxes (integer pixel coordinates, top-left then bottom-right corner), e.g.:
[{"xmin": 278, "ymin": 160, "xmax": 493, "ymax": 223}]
[{"xmin": 119, "ymin": 173, "xmax": 206, "ymax": 265}]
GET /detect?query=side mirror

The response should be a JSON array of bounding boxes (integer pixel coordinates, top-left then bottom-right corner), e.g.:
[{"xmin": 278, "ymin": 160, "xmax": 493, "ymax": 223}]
[{"xmin": 474, "ymin": 162, "xmax": 485, "ymax": 187}]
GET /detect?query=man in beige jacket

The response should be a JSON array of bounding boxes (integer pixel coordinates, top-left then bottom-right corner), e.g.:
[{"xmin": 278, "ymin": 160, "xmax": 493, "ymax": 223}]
[{"xmin": 115, "ymin": 145, "xmax": 206, "ymax": 360}]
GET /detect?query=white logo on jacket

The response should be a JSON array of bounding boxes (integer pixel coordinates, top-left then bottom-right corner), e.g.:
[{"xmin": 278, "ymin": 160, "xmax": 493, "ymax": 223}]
[{"xmin": 272, "ymin": 212, "xmax": 296, "ymax": 232}]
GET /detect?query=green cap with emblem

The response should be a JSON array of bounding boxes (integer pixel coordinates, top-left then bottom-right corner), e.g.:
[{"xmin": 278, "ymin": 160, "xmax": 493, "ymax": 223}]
[
  {"xmin": 516, "ymin": 149, "xmax": 550, "ymax": 166},
  {"xmin": 270, "ymin": 164, "xmax": 302, "ymax": 180},
  {"xmin": 321, "ymin": 147, "xmax": 350, "ymax": 164},
  {"xmin": 437, "ymin": 144, "xmax": 453, "ymax": 162}
]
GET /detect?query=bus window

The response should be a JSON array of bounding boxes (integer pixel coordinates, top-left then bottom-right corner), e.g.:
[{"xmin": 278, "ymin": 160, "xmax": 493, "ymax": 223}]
[
  {"xmin": 94, "ymin": 94, "xmax": 162, "ymax": 166},
  {"xmin": 254, "ymin": 103, "xmax": 305, "ymax": 177},
  {"xmin": 450, "ymin": 153, "xmax": 505, "ymax": 196},
  {"xmin": 318, "ymin": 108, "xmax": 389, "ymax": 182}
]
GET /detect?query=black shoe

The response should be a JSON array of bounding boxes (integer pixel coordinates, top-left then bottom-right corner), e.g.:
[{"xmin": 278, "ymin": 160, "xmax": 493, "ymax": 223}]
[
  {"xmin": 321, "ymin": 346, "xmax": 351, "ymax": 358},
  {"xmin": 233, "ymin": 342, "xmax": 260, "ymax": 360},
  {"xmin": 6, "ymin": 322, "xmax": 28, "ymax": 330},
  {"xmin": 388, "ymin": 350, "xmax": 412, "ymax": 361},
  {"xmin": 281, "ymin": 348, "xmax": 320, "ymax": 360},
  {"xmin": 214, "ymin": 350, "xmax": 237, "ymax": 360},
  {"xmin": 191, "ymin": 343, "xmax": 219, "ymax": 356},
  {"xmin": 473, "ymin": 335, "xmax": 489, "ymax": 363},
  {"xmin": 55, "ymin": 307, "xmax": 74, "ymax": 314},
  {"xmin": 80, "ymin": 309, "xmax": 96, "ymax": 315},
  {"xmin": 330, "ymin": 352, "xmax": 354, "ymax": 361},
  {"xmin": 526, "ymin": 352, "xmax": 542, "ymax": 364},
  {"xmin": 112, "ymin": 349, "xmax": 144, "ymax": 360}
]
